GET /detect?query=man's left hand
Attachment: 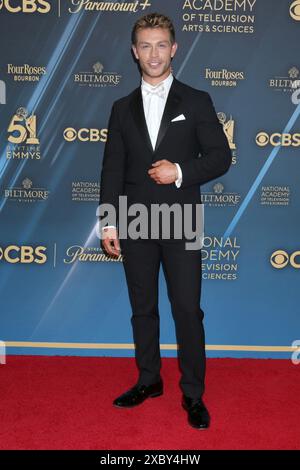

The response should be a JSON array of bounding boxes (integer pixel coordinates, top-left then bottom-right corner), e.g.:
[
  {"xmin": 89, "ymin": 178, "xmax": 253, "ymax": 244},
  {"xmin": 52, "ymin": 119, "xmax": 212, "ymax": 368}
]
[{"xmin": 148, "ymin": 160, "xmax": 177, "ymax": 184}]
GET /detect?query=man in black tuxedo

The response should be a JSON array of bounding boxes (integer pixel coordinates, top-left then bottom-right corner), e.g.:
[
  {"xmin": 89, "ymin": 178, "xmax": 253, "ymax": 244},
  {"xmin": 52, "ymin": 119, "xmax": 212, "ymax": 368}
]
[{"xmin": 99, "ymin": 12, "xmax": 231, "ymax": 429}]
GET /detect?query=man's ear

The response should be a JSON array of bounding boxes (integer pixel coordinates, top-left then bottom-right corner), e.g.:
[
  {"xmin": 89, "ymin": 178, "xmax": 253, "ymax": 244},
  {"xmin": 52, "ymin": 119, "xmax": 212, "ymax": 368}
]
[
  {"xmin": 131, "ymin": 45, "xmax": 138, "ymax": 60},
  {"xmin": 171, "ymin": 42, "xmax": 178, "ymax": 59}
]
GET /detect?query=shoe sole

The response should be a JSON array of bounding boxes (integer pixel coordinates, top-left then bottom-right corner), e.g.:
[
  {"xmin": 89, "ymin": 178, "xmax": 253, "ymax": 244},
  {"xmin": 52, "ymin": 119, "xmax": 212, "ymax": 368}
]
[
  {"xmin": 113, "ymin": 390, "xmax": 163, "ymax": 408},
  {"xmin": 149, "ymin": 390, "xmax": 163, "ymax": 398}
]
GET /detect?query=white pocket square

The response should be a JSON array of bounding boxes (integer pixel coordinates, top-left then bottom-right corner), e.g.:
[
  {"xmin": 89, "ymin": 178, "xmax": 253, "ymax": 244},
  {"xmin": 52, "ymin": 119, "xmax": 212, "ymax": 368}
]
[{"xmin": 171, "ymin": 114, "xmax": 186, "ymax": 122}]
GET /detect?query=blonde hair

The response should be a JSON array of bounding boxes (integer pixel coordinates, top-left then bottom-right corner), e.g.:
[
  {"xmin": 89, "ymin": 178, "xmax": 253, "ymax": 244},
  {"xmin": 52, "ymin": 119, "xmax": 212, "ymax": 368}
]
[{"xmin": 131, "ymin": 12, "xmax": 175, "ymax": 45}]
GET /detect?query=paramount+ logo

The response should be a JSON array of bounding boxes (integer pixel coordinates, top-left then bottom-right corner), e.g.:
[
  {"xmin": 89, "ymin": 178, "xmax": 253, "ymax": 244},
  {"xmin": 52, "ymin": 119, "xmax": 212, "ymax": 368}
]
[
  {"xmin": 0, "ymin": 0, "xmax": 50, "ymax": 13},
  {"xmin": 0, "ymin": 245, "xmax": 47, "ymax": 264}
]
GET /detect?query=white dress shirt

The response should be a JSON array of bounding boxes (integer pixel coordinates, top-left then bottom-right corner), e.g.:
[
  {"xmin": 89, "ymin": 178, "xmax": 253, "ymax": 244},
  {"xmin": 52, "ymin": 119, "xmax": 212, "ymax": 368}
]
[{"xmin": 141, "ymin": 72, "xmax": 182, "ymax": 188}]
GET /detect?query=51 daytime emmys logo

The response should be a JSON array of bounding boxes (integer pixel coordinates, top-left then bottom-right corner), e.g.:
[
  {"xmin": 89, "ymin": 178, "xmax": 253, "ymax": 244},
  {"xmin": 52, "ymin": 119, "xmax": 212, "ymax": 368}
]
[
  {"xmin": 0, "ymin": 0, "xmax": 50, "ymax": 13},
  {"xmin": 7, "ymin": 107, "xmax": 41, "ymax": 160}
]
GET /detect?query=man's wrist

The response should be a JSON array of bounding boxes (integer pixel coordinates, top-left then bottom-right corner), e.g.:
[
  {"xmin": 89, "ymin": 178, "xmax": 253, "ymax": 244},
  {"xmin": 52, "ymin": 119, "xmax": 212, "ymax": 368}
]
[
  {"xmin": 174, "ymin": 163, "xmax": 183, "ymax": 188},
  {"xmin": 174, "ymin": 163, "xmax": 179, "ymax": 180}
]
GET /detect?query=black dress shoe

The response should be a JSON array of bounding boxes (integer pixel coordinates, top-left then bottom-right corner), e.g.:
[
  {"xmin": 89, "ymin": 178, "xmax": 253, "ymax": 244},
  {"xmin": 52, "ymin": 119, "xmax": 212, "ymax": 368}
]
[
  {"xmin": 182, "ymin": 395, "xmax": 210, "ymax": 429},
  {"xmin": 113, "ymin": 380, "xmax": 163, "ymax": 408}
]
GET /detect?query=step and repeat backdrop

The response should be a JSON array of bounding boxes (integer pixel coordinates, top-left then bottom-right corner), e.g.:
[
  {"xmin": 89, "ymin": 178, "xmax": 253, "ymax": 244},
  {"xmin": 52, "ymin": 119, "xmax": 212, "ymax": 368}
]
[{"xmin": 0, "ymin": 0, "xmax": 299, "ymax": 359}]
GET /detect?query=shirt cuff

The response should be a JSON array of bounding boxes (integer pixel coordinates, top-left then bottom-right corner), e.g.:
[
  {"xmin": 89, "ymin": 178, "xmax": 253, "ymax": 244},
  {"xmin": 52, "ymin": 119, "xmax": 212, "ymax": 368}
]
[
  {"xmin": 101, "ymin": 225, "xmax": 116, "ymax": 231},
  {"xmin": 174, "ymin": 163, "xmax": 182, "ymax": 188}
]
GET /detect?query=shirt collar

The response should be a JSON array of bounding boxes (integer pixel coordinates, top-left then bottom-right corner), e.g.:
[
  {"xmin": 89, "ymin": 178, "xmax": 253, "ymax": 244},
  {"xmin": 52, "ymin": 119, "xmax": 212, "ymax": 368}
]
[{"xmin": 141, "ymin": 72, "xmax": 173, "ymax": 96}]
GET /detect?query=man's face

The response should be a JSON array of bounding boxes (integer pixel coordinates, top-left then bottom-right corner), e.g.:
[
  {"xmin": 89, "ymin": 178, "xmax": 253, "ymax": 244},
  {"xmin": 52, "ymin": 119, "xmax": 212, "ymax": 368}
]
[{"xmin": 132, "ymin": 27, "xmax": 177, "ymax": 82}]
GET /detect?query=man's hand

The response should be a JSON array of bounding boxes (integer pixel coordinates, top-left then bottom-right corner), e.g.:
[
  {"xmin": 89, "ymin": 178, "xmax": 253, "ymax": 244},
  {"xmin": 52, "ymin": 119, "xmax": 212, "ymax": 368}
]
[
  {"xmin": 148, "ymin": 160, "xmax": 178, "ymax": 184},
  {"xmin": 101, "ymin": 227, "xmax": 121, "ymax": 256}
]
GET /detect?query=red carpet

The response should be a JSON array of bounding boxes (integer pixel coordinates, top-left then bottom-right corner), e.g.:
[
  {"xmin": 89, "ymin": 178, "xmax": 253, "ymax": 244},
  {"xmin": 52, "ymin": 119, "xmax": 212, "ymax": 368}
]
[{"xmin": 0, "ymin": 356, "xmax": 299, "ymax": 450}]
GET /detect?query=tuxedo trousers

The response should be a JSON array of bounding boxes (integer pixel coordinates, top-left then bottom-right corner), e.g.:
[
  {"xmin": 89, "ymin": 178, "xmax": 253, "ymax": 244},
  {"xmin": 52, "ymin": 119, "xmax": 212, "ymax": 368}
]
[{"xmin": 119, "ymin": 237, "xmax": 206, "ymax": 399}]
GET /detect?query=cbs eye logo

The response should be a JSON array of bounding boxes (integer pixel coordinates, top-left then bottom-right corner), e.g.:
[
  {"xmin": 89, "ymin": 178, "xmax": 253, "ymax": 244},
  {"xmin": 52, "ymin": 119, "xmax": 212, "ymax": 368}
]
[
  {"xmin": 0, "ymin": 0, "xmax": 50, "ymax": 13},
  {"xmin": 270, "ymin": 250, "xmax": 300, "ymax": 269},
  {"xmin": 290, "ymin": 0, "xmax": 300, "ymax": 20},
  {"xmin": 63, "ymin": 128, "xmax": 77, "ymax": 142}
]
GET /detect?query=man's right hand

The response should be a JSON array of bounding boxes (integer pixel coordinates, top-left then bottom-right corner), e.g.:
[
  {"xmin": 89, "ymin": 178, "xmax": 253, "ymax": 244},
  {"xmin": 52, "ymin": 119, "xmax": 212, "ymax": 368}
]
[{"xmin": 101, "ymin": 227, "xmax": 121, "ymax": 256}]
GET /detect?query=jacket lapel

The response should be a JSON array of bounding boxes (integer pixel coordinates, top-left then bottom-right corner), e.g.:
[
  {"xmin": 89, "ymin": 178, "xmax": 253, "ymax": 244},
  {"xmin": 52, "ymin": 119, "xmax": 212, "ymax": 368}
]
[{"xmin": 130, "ymin": 77, "xmax": 182, "ymax": 156}]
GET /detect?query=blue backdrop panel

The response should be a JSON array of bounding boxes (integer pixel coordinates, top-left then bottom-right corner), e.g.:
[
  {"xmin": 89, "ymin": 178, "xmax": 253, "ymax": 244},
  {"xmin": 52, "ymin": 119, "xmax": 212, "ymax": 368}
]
[{"xmin": 0, "ymin": 0, "xmax": 299, "ymax": 358}]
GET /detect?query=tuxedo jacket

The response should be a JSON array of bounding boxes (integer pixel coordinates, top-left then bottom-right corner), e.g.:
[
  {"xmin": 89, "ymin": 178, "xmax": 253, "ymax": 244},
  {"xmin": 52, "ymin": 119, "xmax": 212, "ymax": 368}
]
[{"xmin": 99, "ymin": 76, "xmax": 232, "ymax": 238}]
